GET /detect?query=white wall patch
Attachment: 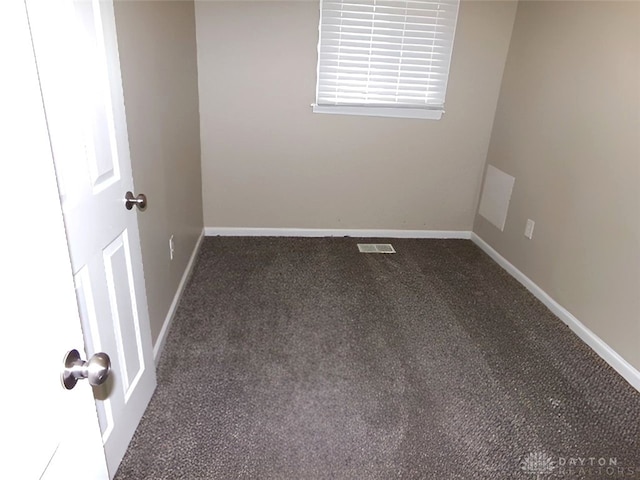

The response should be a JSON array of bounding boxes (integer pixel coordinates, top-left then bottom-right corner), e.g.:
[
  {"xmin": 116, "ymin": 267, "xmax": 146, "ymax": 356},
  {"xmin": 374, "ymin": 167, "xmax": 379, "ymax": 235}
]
[{"xmin": 478, "ymin": 165, "xmax": 515, "ymax": 231}]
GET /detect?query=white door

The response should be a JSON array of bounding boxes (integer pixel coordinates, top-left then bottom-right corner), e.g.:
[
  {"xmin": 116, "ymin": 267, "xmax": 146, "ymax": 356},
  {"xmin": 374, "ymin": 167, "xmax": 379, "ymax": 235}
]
[
  {"xmin": 0, "ymin": 1, "xmax": 107, "ymax": 478},
  {"xmin": 26, "ymin": 0, "xmax": 157, "ymax": 476}
]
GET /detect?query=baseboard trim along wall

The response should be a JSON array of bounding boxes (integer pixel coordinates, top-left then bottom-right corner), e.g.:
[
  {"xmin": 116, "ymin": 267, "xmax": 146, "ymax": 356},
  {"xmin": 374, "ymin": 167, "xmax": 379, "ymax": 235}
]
[
  {"xmin": 153, "ymin": 229, "xmax": 204, "ymax": 364},
  {"xmin": 471, "ymin": 232, "xmax": 640, "ymax": 392},
  {"xmin": 204, "ymin": 227, "xmax": 472, "ymax": 239}
]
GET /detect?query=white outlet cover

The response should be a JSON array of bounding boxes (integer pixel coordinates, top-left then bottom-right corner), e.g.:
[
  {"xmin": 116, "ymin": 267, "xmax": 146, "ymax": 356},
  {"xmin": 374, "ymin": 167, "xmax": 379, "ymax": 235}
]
[
  {"xmin": 525, "ymin": 219, "xmax": 535, "ymax": 239},
  {"xmin": 478, "ymin": 165, "xmax": 515, "ymax": 231}
]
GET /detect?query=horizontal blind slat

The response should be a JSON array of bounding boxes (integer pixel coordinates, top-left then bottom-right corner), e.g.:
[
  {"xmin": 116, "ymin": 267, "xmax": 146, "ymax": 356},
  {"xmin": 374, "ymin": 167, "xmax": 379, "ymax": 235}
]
[
  {"xmin": 321, "ymin": 24, "xmax": 456, "ymax": 35},
  {"xmin": 320, "ymin": 47, "xmax": 453, "ymax": 58},
  {"xmin": 322, "ymin": 1, "xmax": 459, "ymax": 13},
  {"xmin": 318, "ymin": 84, "xmax": 447, "ymax": 93},
  {"xmin": 319, "ymin": 59, "xmax": 451, "ymax": 70}
]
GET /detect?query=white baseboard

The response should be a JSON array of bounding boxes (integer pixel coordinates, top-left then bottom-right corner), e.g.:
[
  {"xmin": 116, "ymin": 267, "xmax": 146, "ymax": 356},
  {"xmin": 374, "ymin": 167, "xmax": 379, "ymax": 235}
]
[
  {"xmin": 471, "ymin": 232, "xmax": 640, "ymax": 392},
  {"xmin": 205, "ymin": 227, "xmax": 471, "ymax": 239},
  {"xmin": 153, "ymin": 228, "xmax": 204, "ymax": 364}
]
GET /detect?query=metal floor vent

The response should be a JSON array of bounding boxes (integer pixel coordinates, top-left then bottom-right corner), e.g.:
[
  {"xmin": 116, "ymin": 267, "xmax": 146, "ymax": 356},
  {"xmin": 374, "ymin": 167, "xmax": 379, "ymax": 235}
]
[{"xmin": 357, "ymin": 243, "xmax": 396, "ymax": 254}]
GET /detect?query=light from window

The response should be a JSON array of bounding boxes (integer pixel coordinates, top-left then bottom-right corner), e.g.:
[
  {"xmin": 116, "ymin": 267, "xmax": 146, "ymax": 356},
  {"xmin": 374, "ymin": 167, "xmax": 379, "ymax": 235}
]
[{"xmin": 314, "ymin": 0, "xmax": 460, "ymax": 120}]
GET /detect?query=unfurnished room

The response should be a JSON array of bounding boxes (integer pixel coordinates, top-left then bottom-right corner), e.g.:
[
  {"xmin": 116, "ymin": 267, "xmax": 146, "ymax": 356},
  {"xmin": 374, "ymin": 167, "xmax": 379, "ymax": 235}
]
[{"xmin": 2, "ymin": 0, "xmax": 639, "ymax": 479}]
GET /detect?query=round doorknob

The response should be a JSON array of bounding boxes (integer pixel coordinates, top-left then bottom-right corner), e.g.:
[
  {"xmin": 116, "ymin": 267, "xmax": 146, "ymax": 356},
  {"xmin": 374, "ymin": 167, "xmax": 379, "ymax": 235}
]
[
  {"xmin": 124, "ymin": 191, "xmax": 147, "ymax": 211},
  {"xmin": 61, "ymin": 349, "xmax": 111, "ymax": 390}
]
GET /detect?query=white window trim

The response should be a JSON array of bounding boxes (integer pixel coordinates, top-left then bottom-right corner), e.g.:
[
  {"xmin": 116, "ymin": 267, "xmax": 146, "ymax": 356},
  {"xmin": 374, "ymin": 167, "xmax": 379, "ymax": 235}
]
[{"xmin": 312, "ymin": 104, "xmax": 444, "ymax": 120}]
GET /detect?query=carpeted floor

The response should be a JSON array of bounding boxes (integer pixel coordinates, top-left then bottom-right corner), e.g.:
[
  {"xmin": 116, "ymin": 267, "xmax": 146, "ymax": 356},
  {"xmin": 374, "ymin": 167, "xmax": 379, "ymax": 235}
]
[{"xmin": 114, "ymin": 237, "xmax": 640, "ymax": 479}]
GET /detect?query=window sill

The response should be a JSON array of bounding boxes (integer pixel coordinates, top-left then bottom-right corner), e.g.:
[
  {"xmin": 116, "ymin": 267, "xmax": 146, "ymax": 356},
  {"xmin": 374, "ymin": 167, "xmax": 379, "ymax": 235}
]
[{"xmin": 312, "ymin": 104, "xmax": 443, "ymax": 120}]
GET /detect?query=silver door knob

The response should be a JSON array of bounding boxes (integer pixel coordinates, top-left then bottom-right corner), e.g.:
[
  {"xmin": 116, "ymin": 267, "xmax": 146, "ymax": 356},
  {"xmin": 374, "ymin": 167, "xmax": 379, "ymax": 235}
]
[
  {"xmin": 124, "ymin": 191, "xmax": 147, "ymax": 211},
  {"xmin": 61, "ymin": 349, "xmax": 111, "ymax": 390}
]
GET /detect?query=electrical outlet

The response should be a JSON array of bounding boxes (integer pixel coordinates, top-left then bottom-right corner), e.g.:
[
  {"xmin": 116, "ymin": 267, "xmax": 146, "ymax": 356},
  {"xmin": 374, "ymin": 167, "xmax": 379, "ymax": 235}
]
[
  {"xmin": 525, "ymin": 219, "xmax": 535, "ymax": 239},
  {"xmin": 169, "ymin": 235, "xmax": 175, "ymax": 260}
]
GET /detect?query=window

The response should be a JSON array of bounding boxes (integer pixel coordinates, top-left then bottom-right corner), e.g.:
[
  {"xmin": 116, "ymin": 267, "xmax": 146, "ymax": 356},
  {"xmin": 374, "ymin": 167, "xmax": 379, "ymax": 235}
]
[{"xmin": 314, "ymin": 0, "xmax": 460, "ymax": 120}]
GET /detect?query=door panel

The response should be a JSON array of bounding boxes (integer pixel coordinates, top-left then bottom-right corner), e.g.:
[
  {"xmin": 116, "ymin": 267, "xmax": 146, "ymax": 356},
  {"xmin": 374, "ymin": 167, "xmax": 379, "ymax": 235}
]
[
  {"xmin": 74, "ymin": 265, "xmax": 117, "ymax": 441},
  {"xmin": 26, "ymin": 0, "xmax": 157, "ymax": 476},
  {"xmin": 103, "ymin": 231, "xmax": 145, "ymax": 397}
]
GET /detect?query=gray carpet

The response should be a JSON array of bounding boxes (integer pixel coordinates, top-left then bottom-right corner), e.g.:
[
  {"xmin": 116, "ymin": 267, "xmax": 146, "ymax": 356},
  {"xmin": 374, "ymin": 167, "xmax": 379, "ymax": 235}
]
[{"xmin": 115, "ymin": 237, "xmax": 640, "ymax": 479}]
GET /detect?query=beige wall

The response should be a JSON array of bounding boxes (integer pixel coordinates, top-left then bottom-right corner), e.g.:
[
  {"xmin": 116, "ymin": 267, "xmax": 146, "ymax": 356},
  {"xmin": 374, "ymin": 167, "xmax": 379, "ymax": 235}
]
[
  {"xmin": 474, "ymin": 1, "xmax": 640, "ymax": 370},
  {"xmin": 195, "ymin": 1, "xmax": 517, "ymax": 230},
  {"xmin": 114, "ymin": 1, "xmax": 203, "ymax": 345}
]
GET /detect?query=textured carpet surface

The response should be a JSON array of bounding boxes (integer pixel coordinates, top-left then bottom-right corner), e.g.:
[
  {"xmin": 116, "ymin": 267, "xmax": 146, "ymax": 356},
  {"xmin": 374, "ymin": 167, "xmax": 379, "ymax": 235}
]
[{"xmin": 115, "ymin": 237, "xmax": 640, "ymax": 479}]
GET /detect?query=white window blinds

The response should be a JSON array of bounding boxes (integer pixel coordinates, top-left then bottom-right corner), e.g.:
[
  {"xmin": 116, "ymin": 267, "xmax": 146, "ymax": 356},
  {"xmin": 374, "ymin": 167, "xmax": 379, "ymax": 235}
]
[{"xmin": 314, "ymin": 0, "xmax": 460, "ymax": 120}]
